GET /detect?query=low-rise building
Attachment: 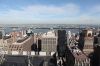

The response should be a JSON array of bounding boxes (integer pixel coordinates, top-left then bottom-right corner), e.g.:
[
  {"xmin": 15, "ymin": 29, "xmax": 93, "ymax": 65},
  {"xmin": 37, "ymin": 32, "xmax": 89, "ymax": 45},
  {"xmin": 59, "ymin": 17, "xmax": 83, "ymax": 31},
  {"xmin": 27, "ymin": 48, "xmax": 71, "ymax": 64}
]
[{"xmin": 8, "ymin": 36, "xmax": 34, "ymax": 55}]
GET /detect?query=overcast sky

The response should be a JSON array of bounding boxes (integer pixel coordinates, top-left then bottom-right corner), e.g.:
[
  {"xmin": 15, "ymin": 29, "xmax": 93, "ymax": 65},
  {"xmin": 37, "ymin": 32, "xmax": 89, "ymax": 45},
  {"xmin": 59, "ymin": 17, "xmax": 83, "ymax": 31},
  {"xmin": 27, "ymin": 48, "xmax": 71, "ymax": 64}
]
[{"xmin": 0, "ymin": 0, "xmax": 100, "ymax": 24}]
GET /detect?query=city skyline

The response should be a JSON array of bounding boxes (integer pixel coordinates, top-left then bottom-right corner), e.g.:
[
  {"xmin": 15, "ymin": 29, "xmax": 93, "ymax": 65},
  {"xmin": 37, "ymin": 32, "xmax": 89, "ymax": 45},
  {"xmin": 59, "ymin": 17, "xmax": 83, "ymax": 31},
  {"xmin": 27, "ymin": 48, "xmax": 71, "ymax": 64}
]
[{"xmin": 0, "ymin": 0, "xmax": 100, "ymax": 24}]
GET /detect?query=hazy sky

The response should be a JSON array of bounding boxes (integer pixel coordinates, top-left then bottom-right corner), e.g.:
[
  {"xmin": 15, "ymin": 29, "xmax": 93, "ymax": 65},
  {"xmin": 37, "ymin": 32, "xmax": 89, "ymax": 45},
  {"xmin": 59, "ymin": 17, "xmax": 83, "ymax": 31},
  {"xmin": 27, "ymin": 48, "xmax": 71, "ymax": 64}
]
[{"xmin": 0, "ymin": 0, "xmax": 100, "ymax": 24}]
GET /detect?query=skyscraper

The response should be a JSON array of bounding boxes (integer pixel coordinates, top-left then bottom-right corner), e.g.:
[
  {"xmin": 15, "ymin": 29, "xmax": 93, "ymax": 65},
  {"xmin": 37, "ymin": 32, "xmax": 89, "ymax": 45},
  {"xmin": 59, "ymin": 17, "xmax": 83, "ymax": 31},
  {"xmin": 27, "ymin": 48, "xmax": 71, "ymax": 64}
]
[
  {"xmin": 41, "ymin": 30, "xmax": 57, "ymax": 56},
  {"xmin": 82, "ymin": 29, "xmax": 94, "ymax": 56},
  {"xmin": 57, "ymin": 30, "xmax": 66, "ymax": 57},
  {"xmin": 67, "ymin": 31, "xmax": 71, "ymax": 45}
]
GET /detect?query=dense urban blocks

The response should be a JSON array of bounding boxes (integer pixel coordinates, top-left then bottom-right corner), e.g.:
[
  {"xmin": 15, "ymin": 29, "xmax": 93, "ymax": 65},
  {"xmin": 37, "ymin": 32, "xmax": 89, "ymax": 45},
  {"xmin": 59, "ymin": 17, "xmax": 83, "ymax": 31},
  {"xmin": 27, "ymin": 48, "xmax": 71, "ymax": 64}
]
[{"xmin": 0, "ymin": 25, "xmax": 100, "ymax": 66}]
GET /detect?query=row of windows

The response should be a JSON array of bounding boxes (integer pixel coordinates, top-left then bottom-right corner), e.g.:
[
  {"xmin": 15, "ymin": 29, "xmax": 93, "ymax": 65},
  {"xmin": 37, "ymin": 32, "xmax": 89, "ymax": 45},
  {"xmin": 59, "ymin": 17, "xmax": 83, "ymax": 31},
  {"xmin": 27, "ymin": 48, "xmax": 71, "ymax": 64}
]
[
  {"xmin": 42, "ymin": 41, "xmax": 56, "ymax": 44},
  {"xmin": 42, "ymin": 44, "xmax": 57, "ymax": 51},
  {"xmin": 9, "ymin": 45, "xmax": 22, "ymax": 51},
  {"xmin": 43, "ymin": 38, "xmax": 57, "ymax": 40},
  {"xmin": 75, "ymin": 63, "xmax": 90, "ymax": 66},
  {"xmin": 75, "ymin": 59, "xmax": 90, "ymax": 66},
  {"xmin": 84, "ymin": 45, "xmax": 93, "ymax": 49},
  {"xmin": 42, "ymin": 40, "xmax": 57, "ymax": 45},
  {"xmin": 75, "ymin": 59, "xmax": 90, "ymax": 63},
  {"xmin": 9, "ymin": 45, "xmax": 22, "ymax": 48}
]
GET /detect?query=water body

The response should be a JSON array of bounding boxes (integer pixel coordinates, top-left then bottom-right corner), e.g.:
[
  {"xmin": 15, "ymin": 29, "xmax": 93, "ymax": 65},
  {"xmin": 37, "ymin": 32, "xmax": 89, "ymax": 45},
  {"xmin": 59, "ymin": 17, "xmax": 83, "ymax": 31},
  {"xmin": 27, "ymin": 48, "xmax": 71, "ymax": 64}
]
[
  {"xmin": 3, "ymin": 24, "xmax": 98, "ymax": 34},
  {"xmin": 32, "ymin": 28, "xmax": 80, "ymax": 34},
  {"xmin": 3, "ymin": 27, "xmax": 80, "ymax": 34}
]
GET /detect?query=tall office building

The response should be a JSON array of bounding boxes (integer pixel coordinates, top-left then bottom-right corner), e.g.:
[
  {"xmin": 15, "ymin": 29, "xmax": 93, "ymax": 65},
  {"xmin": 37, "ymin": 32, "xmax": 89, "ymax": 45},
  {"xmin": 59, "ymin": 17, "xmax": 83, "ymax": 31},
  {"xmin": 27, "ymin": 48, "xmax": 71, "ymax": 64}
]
[
  {"xmin": 92, "ymin": 32, "xmax": 100, "ymax": 66},
  {"xmin": 67, "ymin": 31, "xmax": 71, "ymax": 45},
  {"xmin": 41, "ymin": 30, "xmax": 57, "ymax": 56},
  {"xmin": 37, "ymin": 39, "xmax": 41, "ymax": 52},
  {"xmin": 97, "ymin": 32, "xmax": 100, "ymax": 45},
  {"xmin": 78, "ymin": 31, "xmax": 85, "ymax": 51},
  {"xmin": 93, "ymin": 40, "xmax": 100, "ymax": 66},
  {"xmin": 82, "ymin": 29, "xmax": 94, "ymax": 56},
  {"xmin": 57, "ymin": 30, "xmax": 66, "ymax": 57},
  {"xmin": 0, "ymin": 29, "xmax": 5, "ymax": 39},
  {"xmin": 0, "ymin": 31, "xmax": 2, "ymax": 39}
]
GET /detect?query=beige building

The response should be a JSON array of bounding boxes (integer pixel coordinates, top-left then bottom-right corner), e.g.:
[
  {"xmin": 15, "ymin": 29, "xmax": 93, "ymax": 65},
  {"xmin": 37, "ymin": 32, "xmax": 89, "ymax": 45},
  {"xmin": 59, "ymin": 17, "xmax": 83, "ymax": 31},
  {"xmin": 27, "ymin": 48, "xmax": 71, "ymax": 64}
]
[
  {"xmin": 41, "ymin": 30, "xmax": 57, "ymax": 56},
  {"xmin": 0, "ymin": 35, "xmax": 13, "ymax": 51},
  {"xmin": 0, "ymin": 39, "xmax": 8, "ymax": 51},
  {"xmin": 8, "ymin": 35, "xmax": 34, "ymax": 55},
  {"xmin": 0, "ymin": 30, "xmax": 34, "ymax": 55},
  {"xmin": 83, "ymin": 29, "xmax": 94, "ymax": 56}
]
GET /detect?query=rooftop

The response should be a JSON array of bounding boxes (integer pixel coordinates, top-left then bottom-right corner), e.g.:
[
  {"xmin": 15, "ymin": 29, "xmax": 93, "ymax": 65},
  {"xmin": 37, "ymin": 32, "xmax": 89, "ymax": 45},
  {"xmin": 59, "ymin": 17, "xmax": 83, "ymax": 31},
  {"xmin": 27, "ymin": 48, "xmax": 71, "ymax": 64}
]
[
  {"xmin": 69, "ymin": 46, "xmax": 89, "ymax": 61},
  {"xmin": 12, "ymin": 36, "xmax": 31, "ymax": 45},
  {"xmin": 3, "ymin": 55, "xmax": 53, "ymax": 66},
  {"xmin": 42, "ymin": 30, "xmax": 57, "ymax": 38},
  {"xmin": 16, "ymin": 36, "xmax": 28, "ymax": 43}
]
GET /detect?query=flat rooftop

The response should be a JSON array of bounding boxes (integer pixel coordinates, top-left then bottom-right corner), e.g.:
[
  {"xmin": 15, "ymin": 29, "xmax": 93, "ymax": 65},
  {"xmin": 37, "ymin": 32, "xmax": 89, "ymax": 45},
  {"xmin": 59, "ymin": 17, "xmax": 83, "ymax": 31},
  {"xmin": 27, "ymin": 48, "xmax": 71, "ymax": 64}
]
[
  {"xmin": 68, "ymin": 45, "xmax": 89, "ymax": 61},
  {"xmin": 12, "ymin": 36, "xmax": 31, "ymax": 45}
]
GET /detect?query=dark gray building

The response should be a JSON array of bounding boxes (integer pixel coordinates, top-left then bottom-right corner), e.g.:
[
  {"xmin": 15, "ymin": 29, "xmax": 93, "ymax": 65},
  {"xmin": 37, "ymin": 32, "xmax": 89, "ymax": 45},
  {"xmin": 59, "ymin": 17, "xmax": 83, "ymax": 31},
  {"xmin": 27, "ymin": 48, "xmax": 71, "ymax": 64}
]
[
  {"xmin": 92, "ymin": 45, "xmax": 100, "ymax": 66},
  {"xmin": 57, "ymin": 30, "xmax": 66, "ymax": 57},
  {"xmin": 0, "ymin": 55, "xmax": 57, "ymax": 66},
  {"xmin": 2, "ymin": 55, "xmax": 28, "ymax": 66}
]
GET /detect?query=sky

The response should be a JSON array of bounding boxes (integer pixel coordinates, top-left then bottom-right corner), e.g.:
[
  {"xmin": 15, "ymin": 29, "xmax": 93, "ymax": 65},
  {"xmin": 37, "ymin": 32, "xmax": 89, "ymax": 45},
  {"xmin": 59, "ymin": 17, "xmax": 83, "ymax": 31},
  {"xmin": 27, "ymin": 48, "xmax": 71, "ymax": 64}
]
[{"xmin": 0, "ymin": 0, "xmax": 100, "ymax": 24}]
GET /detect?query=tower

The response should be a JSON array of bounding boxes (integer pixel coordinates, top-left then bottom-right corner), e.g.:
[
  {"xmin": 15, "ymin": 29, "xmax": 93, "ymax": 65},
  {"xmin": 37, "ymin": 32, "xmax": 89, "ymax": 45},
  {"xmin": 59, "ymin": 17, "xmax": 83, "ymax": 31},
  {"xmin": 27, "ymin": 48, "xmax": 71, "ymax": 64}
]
[
  {"xmin": 67, "ymin": 31, "xmax": 71, "ymax": 45},
  {"xmin": 0, "ymin": 30, "xmax": 5, "ymax": 39},
  {"xmin": 82, "ymin": 29, "xmax": 94, "ymax": 56},
  {"xmin": 92, "ymin": 32, "xmax": 100, "ymax": 66},
  {"xmin": 41, "ymin": 30, "xmax": 57, "ymax": 56},
  {"xmin": 57, "ymin": 30, "xmax": 66, "ymax": 57}
]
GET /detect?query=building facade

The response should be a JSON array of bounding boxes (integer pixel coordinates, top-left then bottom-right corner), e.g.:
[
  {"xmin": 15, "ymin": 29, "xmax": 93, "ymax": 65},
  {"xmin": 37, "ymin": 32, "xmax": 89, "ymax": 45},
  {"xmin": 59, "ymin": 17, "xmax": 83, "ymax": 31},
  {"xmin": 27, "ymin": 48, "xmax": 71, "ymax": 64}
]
[
  {"xmin": 8, "ymin": 36, "xmax": 34, "ymax": 55},
  {"xmin": 41, "ymin": 31, "xmax": 57, "ymax": 56},
  {"xmin": 57, "ymin": 30, "xmax": 66, "ymax": 57},
  {"xmin": 66, "ymin": 46, "xmax": 90, "ymax": 66},
  {"xmin": 82, "ymin": 29, "xmax": 94, "ymax": 56}
]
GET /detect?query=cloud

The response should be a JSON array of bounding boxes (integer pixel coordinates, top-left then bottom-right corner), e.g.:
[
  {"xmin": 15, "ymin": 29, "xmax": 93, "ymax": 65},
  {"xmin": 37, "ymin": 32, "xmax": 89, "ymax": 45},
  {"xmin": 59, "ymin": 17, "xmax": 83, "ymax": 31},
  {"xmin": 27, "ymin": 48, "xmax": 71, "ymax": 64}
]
[
  {"xmin": 0, "ymin": 3, "xmax": 81, "ymax": 24},
  {"xmin": 0, "ymin": 3, "xmax": 100, "ymax": 24},
  {"xmin": 0, "ymin": 3, "xmax": 80, "ymax": 18},
  {"xmin": 77, "ymin": 13, "xmax": 100, "ymax": 24},
  {"xmin": 64, "ymin": 3, "xmax": 80, "ymax": 16}
]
